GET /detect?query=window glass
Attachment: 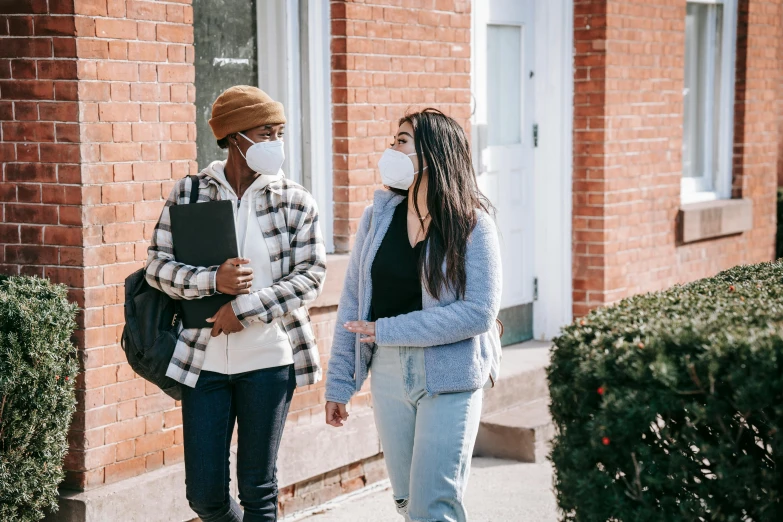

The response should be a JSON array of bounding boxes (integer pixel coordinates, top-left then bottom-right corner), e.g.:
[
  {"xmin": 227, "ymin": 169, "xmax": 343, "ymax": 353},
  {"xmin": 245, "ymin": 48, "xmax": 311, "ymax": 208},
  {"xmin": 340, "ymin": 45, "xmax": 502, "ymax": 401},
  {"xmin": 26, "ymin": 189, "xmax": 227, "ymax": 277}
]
[
  {"xmin": 487, "ymin": 25, "xmax": 523, "ymax": 147},
  {"xmin": 193, "ymin": 0, "xmax": 258, "ymax": 170},
  {"xmin": 682, "ymin": 2, "xmax": 725, "ymax": 196}
]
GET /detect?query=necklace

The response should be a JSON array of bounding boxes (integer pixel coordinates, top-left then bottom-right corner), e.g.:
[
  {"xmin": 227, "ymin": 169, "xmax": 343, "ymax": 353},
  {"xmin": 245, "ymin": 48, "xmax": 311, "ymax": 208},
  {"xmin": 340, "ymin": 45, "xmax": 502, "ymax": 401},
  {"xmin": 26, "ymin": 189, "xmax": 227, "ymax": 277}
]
[
  {"xmin": 407, "ymin": 207, "xmax": 430, "ymax": 222},
  {"xmin": 407, "ymin": 208, "xmax": 430, "ymax": 243}
]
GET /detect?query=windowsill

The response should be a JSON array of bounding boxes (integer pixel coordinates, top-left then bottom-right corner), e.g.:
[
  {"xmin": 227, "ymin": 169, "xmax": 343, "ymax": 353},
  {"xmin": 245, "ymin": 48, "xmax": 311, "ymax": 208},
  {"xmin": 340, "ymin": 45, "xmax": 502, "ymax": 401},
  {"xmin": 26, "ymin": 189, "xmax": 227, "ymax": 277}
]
[
  {"xmin": 308, "ymin": 254, "xmax": 350, "ymax": 309},
  {"xmin": 681, "ymin": 190, "xmax": 719, "ymax": 205},
  {"xmin": 678, "ymin": 198, "xmax": 753, "ymax": 244}
]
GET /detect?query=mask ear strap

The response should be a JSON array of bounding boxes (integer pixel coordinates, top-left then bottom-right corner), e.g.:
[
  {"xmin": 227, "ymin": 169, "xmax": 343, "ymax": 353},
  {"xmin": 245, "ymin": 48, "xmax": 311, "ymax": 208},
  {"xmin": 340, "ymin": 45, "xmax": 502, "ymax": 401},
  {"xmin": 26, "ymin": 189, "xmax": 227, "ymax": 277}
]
[
  {"xmin": 237, "ymin": 132, "xmax": 255, "ymax": 145},
  {"xmin": 233, "ymin": 135, "xmax": 249, "ymax": 161},
  {"xmin": 407, "ymin": 152, "xmax": 427, "ymax": 174}
]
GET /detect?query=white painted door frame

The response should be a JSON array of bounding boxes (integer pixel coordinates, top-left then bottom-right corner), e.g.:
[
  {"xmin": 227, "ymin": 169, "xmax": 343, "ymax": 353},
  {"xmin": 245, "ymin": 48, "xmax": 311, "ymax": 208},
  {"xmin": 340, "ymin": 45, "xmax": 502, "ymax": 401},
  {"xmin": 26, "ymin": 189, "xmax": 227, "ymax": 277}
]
[
  {"xmin": 256, "ymin": 0, "xmax": 335, "ymax": 253},
  {"xmin": 532, "ymin": 0, "xmax": 574, "ymax": 340},
  {"xmin": 471, "ymin": 0, "xmax": 573, "ymax": 341}
]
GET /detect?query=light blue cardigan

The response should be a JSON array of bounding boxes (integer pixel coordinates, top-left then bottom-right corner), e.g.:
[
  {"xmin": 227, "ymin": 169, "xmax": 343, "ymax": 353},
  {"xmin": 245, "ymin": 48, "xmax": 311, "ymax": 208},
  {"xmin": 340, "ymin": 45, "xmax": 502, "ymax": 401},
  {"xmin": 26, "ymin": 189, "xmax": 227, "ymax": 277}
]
[{"xmin": 325, "ymin": 189, "xmax": 503, "ymax": 405}]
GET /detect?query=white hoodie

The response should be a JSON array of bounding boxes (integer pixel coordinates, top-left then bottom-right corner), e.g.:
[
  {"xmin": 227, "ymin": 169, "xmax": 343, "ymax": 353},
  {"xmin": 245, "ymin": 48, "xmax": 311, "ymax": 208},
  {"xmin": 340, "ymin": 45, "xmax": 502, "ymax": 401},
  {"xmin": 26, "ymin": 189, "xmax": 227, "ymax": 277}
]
[{"xmin": 201, "ymin": 161, "xmax": 294, "ymax": 374}]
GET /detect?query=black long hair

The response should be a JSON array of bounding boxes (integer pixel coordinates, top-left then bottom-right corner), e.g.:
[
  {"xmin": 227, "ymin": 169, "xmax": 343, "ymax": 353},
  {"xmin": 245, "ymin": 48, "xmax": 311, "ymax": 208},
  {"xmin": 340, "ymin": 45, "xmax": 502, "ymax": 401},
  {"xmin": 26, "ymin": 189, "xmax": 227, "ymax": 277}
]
[{"xmin": 390, "ymin": 108, "xmax": 494, "ymax": 300}]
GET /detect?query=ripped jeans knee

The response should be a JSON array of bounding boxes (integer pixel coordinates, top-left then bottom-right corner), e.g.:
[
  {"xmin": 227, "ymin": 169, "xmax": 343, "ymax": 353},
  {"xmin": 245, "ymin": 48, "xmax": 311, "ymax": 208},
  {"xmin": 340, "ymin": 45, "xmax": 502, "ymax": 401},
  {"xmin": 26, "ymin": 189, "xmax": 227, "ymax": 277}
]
[{"xmin": 394, "ymin": 496, "xmax": 410, "ymax": 517}]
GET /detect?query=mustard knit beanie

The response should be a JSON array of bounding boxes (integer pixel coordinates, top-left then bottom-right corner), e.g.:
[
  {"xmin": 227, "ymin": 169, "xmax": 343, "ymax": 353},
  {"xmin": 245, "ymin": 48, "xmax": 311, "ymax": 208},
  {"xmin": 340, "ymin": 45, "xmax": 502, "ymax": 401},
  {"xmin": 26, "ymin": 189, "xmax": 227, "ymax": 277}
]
[{"xmin": 208, "ymin": 85, "xmax": 286, "ymax": 140}]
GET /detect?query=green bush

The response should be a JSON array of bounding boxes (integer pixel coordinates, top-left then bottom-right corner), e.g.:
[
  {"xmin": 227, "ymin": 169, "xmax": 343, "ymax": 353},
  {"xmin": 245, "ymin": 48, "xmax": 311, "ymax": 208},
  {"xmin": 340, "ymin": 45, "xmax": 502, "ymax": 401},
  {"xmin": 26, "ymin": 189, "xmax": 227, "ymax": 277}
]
[
  {"xmin": 549, "ymin": 262, "xmax": 783, "ymax": 522},
  {"xmin": 0, "ymin": 276, "xmax": 79, "ymax": 522}
]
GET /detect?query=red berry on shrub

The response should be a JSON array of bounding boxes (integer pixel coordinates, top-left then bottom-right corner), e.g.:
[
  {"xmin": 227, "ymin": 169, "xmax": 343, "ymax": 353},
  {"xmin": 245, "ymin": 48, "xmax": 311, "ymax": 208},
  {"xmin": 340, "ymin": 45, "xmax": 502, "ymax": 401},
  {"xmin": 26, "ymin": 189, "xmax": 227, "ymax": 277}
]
[
  {"xmin": 55, "ymin": 375, "xmax": 59, "ymax": 380},
  {"xmin": 638, "ymin": 342, "xmax": 644, "ymax": 349},
  {"xmin": 597, "ymin": 386, "xmax": 605, "ymax": 395},
  {"xmin": 65, "ymin": 376, "xmax": 69, "ymax": 381},
  {"xmin": 729, "ymin": 285, "xmax": 735, "ymax": 292},
  {"xmin": 580, "ymin": 320, "xmax": 586, "ymax": 326},
  {"xmin": 602, "ymin": 437, "xmax": 610, "ymax": 446}
]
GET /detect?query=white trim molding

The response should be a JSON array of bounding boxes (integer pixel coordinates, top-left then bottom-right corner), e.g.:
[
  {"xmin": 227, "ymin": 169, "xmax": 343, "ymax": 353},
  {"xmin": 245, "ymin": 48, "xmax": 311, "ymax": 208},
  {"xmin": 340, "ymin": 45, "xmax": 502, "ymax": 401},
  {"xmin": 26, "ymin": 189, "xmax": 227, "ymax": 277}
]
[
  {"xmin": 532, "ymin": 0, "xmax": 574, "ymax": 340},
  {"xmin": 256, "ymin": 0, "xmax": 302, "ymax": 185},
  {"xmin": 256, "ymin": 0, "xmax": 334, "ymax": 253},
  {"xmin": 299, "ymin": 0, "xmax": 335, "ymax": 253}
]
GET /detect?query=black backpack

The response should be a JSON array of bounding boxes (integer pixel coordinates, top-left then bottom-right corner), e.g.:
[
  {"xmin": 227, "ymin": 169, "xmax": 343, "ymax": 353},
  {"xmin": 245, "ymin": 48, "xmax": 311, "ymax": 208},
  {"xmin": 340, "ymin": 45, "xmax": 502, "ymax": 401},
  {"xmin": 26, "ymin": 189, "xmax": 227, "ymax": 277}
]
[{"xmin": 121, "ymin": 175, "xmax": 200, "ymax": 400}]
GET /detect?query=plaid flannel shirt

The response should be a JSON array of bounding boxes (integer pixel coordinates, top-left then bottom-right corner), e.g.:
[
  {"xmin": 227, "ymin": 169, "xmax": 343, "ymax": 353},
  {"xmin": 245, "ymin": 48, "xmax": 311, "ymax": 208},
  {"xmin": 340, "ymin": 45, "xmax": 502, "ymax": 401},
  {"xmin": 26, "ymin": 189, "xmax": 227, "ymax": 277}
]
[{"xmin": 145, "ymin": 169, "xmax": 326, "ymax": 388}]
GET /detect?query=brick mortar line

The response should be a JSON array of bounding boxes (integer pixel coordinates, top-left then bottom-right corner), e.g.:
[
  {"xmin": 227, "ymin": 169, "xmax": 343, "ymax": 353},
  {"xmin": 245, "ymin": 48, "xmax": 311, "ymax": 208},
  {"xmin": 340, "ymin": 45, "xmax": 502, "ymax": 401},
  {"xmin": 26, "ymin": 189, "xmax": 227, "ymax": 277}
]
[{"xmin": 74, "ymin": 19, "xmax": 192, "ymax": 26}]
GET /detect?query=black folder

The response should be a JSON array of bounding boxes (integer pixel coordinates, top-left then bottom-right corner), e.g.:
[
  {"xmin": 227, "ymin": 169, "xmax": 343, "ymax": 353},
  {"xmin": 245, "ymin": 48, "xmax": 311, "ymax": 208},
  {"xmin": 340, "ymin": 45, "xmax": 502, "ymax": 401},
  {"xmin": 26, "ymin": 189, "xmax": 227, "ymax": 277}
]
[{"xmin": 169, "ymin": 200, "xmax": 239, "ymax": 329}]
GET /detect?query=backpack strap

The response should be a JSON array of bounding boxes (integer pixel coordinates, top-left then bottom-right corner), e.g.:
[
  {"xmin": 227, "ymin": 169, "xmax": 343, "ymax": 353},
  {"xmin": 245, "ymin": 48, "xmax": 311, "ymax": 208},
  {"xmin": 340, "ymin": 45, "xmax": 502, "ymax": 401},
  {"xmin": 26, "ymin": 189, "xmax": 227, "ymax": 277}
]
[
  {"xmin": 188, "ymin": 174, "xmax": 200, "ymax": 204},
  {"xmin": 170, "ymin": 175, "xmax": 200, "ymax": 327}
]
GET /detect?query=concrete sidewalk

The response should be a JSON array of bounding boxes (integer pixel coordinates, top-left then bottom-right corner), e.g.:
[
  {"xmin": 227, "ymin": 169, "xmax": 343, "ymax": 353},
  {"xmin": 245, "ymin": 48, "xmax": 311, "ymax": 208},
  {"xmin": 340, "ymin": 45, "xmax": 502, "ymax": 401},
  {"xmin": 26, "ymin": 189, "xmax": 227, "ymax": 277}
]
[{"xmin": 292, "ymin": 458, "xmax": 559, "ymax": 522}]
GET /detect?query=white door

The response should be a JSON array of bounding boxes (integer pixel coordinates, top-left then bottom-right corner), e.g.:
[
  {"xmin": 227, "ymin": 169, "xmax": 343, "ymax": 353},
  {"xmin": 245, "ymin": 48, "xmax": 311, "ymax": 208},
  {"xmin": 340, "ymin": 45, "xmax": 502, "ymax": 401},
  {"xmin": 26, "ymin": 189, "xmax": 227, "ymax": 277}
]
[{"xmin": 473, "ymin": 0, "xmax": 536, "ymax": 343}]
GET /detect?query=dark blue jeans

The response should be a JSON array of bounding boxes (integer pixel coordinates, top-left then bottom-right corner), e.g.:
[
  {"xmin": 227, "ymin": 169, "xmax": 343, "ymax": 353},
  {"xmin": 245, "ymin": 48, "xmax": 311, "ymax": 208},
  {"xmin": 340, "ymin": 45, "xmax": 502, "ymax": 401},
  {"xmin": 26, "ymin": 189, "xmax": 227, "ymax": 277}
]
[{"xmin": 181, "ymin": 365, "xmax": 296, "ymax": 522}]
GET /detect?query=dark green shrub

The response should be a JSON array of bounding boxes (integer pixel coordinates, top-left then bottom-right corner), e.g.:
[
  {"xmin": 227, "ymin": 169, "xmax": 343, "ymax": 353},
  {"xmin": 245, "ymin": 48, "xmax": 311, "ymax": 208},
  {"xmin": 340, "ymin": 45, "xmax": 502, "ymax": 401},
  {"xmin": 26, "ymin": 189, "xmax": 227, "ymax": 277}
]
[
  {"xmin": 549, "ymin": 262, "xmax": 783, "ymax": 522},
  {"xmin": 0, "ymin": 276, "xmax": 79, "ymax": 522}
]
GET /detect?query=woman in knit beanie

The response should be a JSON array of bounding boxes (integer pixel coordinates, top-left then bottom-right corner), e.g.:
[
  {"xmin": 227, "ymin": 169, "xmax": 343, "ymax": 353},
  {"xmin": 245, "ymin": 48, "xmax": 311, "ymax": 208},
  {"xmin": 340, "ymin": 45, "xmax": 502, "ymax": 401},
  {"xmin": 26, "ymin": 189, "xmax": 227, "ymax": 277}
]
[{"xmin": 145, "ymin": 86, "xmax": 326, "ymax": 522}]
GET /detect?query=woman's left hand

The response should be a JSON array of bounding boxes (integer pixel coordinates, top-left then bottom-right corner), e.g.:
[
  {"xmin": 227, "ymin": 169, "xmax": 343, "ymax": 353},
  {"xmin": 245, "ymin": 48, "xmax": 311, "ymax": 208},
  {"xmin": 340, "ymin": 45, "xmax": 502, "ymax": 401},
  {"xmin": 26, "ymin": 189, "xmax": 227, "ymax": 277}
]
[{"xmin": 344, "ymin": 321, "xmax": 376, "ymax": 343}]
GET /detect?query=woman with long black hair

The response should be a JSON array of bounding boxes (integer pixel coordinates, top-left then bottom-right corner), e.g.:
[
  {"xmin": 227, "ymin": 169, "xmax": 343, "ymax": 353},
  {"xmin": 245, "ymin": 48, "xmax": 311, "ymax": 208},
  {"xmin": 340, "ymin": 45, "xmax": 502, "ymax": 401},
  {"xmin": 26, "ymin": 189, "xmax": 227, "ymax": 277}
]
[{"xmin": 325, "ymin": 108, "xmax": 503, "ymax": 522}]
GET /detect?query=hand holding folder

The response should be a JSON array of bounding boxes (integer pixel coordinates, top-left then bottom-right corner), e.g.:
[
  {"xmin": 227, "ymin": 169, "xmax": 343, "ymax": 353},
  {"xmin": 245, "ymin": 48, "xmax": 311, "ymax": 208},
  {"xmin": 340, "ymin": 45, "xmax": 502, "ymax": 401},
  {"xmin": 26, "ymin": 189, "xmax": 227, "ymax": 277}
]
[{"xmin": 214, "ymin": 257, "xmax": 254, "ymax": 296}]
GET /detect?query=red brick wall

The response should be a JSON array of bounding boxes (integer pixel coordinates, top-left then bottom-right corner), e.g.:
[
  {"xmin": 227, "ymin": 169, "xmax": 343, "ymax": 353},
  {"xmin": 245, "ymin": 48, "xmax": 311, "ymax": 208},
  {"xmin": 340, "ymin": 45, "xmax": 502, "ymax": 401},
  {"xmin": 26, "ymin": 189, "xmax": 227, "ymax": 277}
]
[
  {"xmin": 330, "ymin": 0, "xmax": 472, "ymax": 252},
  {"xmin": 0, "ymin": 0, "xmax": 96, "ymax": 486},
  {"xmin": 279, "ymin": 454, "xmax": 387, "ymax": 518},
  {"xmin": 0, "ymin": 2, "xmax": 82, "ymax": 282},
  {"xmin": 572, "ymin": 0, "xmax": 609, "ymax": 317},
  {"xmin": 572, "ymin": 0, "xmax": 781, "ymax": 317},
  {"xmin": 70, "ymin": 0, "xmax": 196, "ymax": 490}
]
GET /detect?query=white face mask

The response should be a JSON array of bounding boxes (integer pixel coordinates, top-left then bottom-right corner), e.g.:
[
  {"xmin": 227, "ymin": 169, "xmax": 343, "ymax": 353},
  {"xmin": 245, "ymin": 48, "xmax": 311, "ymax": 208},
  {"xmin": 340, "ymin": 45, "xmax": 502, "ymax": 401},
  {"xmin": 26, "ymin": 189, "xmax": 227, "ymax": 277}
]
[
  {"xmin": 378, "ymin": 148, "xmax": 427, "ymax": 190},
  {"xmin": 236, "ymin": 132, "xmax": 285, "ymax": 176}
]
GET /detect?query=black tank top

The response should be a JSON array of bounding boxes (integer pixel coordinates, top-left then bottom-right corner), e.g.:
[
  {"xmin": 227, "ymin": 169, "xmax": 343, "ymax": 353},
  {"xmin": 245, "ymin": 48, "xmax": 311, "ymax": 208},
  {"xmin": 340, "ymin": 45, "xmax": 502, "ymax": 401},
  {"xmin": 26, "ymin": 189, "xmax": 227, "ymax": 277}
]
[{"xmin": 370, "ymin": 201, "xmax": 425, "ymax": 322}]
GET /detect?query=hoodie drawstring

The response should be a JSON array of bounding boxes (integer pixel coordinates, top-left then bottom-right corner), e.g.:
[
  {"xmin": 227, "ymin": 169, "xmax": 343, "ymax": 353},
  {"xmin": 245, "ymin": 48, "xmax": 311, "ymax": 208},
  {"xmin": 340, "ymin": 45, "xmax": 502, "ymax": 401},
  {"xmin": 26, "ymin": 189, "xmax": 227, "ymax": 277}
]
[{"xmin": 240, "ymin": 191, "xmax": 252, "ymax": 258}]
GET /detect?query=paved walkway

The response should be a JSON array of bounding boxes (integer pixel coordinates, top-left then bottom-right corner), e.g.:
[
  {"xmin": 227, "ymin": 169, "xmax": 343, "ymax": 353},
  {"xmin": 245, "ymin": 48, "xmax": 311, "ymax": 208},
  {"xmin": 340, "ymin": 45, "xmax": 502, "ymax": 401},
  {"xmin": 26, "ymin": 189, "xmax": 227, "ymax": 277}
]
[{"xmin": 294, "ymin": 458, "xmax": 558, "ymax": 522}]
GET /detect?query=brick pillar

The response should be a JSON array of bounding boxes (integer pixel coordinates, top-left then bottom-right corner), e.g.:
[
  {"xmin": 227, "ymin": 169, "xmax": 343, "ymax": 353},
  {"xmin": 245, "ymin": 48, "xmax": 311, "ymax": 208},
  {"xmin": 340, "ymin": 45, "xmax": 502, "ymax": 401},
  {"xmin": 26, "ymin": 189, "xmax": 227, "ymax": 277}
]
[
  {"xmin": 572, "ymin": 0, "xmax": 609, "ymax": 317},
  {"xmin": 70, "ymin": 0, "xmax": 196, "ymax": 490},
  {"xmin": 330, "ymin": 0, "xmax": 472, "ymax": 252},
  {"xmin": 0, "ymin": 0, "xmax": 195, "ymax": 491}
]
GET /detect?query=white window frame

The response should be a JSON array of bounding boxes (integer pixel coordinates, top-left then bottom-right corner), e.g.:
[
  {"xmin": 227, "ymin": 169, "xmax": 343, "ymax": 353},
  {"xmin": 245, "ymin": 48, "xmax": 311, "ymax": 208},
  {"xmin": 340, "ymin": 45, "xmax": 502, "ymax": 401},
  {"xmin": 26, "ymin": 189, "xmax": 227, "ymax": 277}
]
[
  {"xmin": 681, "ymin": 0, "xmax": 738, "ymax": 204},
  {"xmin": 256, "ymin": 0, "xmax": 335, "ymax": 252}
]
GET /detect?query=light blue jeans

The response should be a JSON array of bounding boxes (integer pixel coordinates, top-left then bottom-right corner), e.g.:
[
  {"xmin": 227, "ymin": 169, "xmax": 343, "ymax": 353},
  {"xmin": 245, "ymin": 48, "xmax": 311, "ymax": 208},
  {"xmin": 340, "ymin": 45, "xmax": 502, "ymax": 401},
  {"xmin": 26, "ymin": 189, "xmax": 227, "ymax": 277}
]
[{"xmin": 370, "ymin": 345, "xmax": 483, "ymax": 522}]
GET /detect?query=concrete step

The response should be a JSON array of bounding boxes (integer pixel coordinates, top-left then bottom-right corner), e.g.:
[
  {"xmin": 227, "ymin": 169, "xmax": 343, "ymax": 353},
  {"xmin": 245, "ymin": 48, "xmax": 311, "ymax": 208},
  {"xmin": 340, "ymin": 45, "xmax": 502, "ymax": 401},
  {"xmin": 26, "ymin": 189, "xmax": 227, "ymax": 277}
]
[
  {"xmin": 482, "ymin": 341, "xmax": 551, "ymax": 416},
  {"xmin": 473, "ymin": 399, "xmax": 554, "ymax": 463}
]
